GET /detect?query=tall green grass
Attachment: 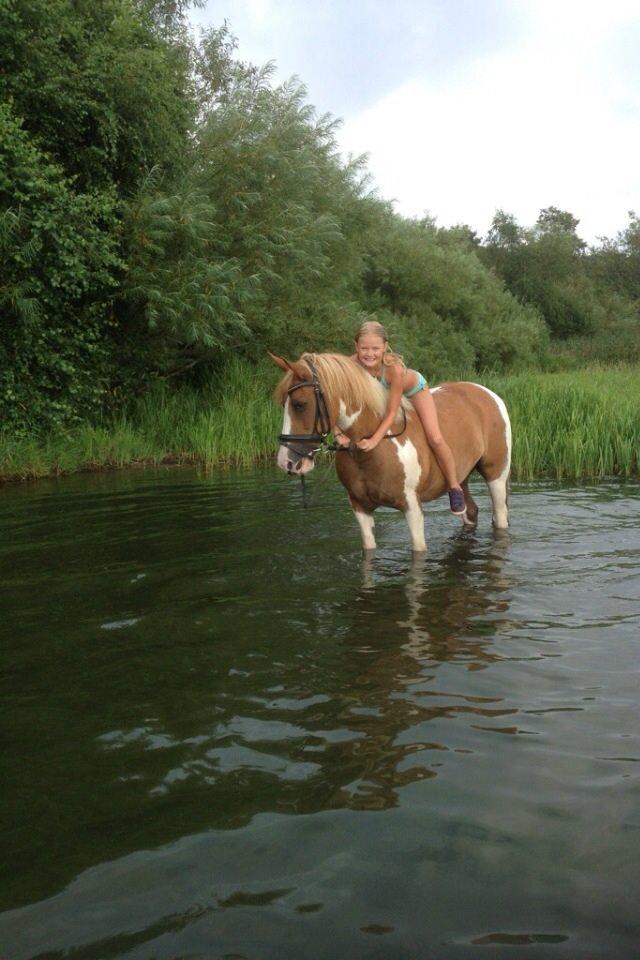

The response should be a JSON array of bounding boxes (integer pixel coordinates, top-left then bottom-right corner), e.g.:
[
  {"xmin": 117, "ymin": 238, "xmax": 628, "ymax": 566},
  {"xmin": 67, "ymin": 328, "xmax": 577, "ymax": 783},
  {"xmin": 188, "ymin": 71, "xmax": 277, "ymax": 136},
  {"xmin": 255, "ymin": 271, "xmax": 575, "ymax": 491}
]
[
  {"xmin": 1, "ymin": 361, "xmax": 638, "ymax": 482},
  {"xmin": 0, "ymin": 359, "xmax": 282, "ymax": 482},
  {"xmin": 486, "ymin": 365, "xmax": 639, "ymax": 481}
]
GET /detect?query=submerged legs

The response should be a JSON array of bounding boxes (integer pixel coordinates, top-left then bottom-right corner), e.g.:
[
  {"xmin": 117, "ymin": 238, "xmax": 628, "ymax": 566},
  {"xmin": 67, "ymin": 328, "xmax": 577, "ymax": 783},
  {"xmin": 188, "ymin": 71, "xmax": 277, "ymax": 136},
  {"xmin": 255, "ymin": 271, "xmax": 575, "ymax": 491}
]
[
  {"xmin": 461, "ymin": 479, "xmax": 479, "ymax": 529},
  {"xmin": 350, "ymin": 498, "xmax": 377, "ymax": 550},
  {"xmin": 488, "ymin": 476, "xmax": 509, "ymax": 529},
  {"xmin": 404, "ymin": 492, "xmax": 427, "ymax": 552}
]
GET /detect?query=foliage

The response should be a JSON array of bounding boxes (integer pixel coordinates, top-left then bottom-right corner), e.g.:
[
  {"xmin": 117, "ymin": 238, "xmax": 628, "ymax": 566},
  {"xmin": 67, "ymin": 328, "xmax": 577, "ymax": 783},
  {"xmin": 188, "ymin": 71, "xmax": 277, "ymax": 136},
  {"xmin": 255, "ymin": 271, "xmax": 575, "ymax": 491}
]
[
  {"xmin": 486, "ymin": 366, "xmax": 640, "ymax": 480},
  {"xmin": 0, "ymin": 103, "xmax": 122, "ymax": 433},
  {"xmin": 0, "ymin": 0, "xmax": 198, "ymax": 429},
  {"xmin": 116, "ymin": 38, "xmax": 385, "ymax": 376},
  {"xmin": 482, "ymin": 207, "xmax": 640, "ymax": 348},
  {"xmin": 1, "ymin": 0, "xmax": 639, "ymax": 447},
  {"xmin": 0, "ymin": 0, "xmax": 195, "ymax": 193},
  {"xmin": 361, "ymin": 215, "xmax": 548, "ymax": 377},
  {"xmin": 3, "ymin": 362, "xmax": 637, "ymax": 482}
]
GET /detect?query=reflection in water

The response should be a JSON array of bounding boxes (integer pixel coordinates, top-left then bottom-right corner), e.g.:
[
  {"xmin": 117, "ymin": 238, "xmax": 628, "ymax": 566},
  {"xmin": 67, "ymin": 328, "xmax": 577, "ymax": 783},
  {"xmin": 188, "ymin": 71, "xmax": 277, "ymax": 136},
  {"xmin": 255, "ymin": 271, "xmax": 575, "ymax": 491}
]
[
  {"xmin": 2, "ymin": 473, "xmax": 640, "ymax": 960},
  {"xmin": 322, "ymin": 534, "xmax": 514, "ymax": 811}
]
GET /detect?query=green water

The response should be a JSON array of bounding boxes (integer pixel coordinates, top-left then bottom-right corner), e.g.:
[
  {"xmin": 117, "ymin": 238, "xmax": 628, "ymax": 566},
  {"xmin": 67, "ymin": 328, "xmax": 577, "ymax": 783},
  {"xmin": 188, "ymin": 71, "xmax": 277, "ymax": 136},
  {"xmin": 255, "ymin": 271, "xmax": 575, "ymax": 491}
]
[{"xmin": 1, "ymin": 468, "xmax": 639, "ymax": 959}]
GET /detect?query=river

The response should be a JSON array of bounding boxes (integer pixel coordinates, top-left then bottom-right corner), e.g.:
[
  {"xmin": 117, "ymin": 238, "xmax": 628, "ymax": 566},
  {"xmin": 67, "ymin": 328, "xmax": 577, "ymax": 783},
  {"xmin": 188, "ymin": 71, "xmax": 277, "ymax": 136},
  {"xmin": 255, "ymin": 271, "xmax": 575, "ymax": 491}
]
[{"xmin": 1, "ymin": 468, "xmax": 638, "ymax": 959}]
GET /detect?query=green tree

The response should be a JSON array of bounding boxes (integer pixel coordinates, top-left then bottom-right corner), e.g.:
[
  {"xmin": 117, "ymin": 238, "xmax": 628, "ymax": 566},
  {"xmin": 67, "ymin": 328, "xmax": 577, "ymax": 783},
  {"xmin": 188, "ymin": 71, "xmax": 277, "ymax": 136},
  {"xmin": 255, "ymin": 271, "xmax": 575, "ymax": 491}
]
[
  {"xmin": 483, "ymin": 208, "xmax": 594, "ymax": 339},
  {"xmin": 0, "ymin": 104, "xmax": 122, "ymax": 432},
  {"xmin": 361, "ymin": 214, "xmax": 547, "ymax": 375}
]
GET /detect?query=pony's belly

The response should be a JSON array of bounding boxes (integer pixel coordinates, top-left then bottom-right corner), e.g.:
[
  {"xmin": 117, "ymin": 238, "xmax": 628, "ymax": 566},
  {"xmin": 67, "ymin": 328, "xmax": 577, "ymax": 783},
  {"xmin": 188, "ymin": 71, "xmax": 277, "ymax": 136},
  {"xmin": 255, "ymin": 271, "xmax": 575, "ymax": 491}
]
[{"xmin": 336, "ymin": 451, "xmax": 407, "ymax": 511}]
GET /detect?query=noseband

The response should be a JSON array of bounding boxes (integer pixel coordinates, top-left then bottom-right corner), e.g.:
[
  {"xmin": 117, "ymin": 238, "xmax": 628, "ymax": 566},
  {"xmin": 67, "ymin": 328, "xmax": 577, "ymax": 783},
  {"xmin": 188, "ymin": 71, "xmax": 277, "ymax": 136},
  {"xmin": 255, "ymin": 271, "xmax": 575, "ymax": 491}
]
[{"xmin": 278, "ymin": 358, "xmax": 332, "ymax": 461}]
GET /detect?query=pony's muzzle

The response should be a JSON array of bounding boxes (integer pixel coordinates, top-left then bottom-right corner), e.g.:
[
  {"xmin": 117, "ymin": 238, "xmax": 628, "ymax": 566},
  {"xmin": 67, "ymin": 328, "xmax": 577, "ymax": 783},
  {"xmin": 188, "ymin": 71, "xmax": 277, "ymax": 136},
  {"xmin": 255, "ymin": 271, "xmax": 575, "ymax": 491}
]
[{"xmin": 277, "ymin": 446, "xmax": 316, "ymax": 475}]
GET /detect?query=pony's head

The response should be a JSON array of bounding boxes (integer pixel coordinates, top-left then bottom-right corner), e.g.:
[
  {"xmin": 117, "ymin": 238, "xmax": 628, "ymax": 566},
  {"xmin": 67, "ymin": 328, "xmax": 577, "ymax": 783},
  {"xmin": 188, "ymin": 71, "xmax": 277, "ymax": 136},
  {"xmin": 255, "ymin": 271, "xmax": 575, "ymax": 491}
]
[
  {"xmin": 270, "ymin": 351, "xmax": 389, "ymax": 475},
  {"xmin": 271, "ymin": 353, "xmax": 327, "ymax": 475}
]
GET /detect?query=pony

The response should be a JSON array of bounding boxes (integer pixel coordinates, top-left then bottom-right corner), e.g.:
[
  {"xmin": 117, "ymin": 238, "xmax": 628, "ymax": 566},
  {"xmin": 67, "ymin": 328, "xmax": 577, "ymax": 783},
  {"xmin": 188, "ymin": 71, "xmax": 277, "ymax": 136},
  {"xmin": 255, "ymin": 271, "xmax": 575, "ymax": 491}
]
[{"xmin": 271, "ymin": 352, "xmax": 511, "ymax": 551}]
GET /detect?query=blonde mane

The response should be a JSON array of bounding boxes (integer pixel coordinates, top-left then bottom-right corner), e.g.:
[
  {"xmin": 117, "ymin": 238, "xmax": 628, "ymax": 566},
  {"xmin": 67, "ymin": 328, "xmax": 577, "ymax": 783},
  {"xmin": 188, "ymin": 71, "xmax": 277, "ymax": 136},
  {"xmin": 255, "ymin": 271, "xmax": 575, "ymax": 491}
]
[{"xmin": 275, "ymin": 352, "xmax": 408, "ymax": 422}]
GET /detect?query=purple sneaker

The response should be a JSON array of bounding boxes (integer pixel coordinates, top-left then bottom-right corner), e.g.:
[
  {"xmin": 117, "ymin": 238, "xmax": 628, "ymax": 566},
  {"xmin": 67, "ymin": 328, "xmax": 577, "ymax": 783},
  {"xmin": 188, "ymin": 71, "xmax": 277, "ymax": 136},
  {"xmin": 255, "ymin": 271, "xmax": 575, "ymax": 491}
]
[{"xmin": 448, "ymin": 487, "xmax": 466, "ymax": 515}]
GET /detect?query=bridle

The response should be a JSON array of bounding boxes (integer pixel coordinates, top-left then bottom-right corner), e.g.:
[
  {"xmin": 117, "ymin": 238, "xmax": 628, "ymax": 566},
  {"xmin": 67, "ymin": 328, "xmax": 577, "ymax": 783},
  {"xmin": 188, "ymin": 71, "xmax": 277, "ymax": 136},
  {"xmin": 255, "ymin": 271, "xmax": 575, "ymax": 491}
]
[{"xmin": 278, "ymin": 357, "xmax": 332, "ymax": 461}]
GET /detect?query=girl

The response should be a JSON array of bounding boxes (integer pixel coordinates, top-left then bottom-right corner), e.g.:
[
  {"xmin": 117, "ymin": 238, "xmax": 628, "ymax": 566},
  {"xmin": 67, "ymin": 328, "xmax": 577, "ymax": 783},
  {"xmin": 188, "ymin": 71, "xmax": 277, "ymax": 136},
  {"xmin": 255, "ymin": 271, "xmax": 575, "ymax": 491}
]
[{"xmin": 334, "ymin": 320, "xmax": 466, "ymax": 515}]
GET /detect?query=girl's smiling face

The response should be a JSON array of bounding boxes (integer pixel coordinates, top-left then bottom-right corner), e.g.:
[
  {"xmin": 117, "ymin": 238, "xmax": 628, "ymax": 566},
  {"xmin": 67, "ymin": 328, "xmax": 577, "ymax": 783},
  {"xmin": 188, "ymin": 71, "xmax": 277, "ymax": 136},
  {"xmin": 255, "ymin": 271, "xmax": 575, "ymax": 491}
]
[{"xmin": 355, "ymin": 333, "xmax": 386, "ymax": 371}]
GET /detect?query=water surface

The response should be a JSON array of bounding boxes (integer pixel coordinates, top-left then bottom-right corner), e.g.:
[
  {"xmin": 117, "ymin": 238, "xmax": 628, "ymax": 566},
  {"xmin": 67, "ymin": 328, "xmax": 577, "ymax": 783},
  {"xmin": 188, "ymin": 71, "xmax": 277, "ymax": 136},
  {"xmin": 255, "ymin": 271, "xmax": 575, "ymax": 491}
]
[{"xmin": 1, "ymin": 468, "xmax": 639, "ymax": 959}]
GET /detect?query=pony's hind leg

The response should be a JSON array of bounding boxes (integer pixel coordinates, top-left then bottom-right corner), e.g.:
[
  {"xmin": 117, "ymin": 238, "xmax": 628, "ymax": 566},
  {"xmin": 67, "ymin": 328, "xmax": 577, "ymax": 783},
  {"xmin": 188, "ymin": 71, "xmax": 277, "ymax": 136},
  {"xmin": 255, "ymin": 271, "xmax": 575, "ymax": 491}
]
[
  {"xmin": 477, "ymin": 455, "xmax": 509, "ymax": 529},
  {"xmin": 349, "ymin": 496, "xmax": 377, "ymax": 550},
  {"xmin": 488, "ymin": 476, "xmax": 509, "ymax": 529},
  {"xmin": 461, "ymin": 479, "xmax": 478, "ymax": 529},
  {"xmin": 476, "ymin": 389, "xmax": 511, "ymax": 530}
]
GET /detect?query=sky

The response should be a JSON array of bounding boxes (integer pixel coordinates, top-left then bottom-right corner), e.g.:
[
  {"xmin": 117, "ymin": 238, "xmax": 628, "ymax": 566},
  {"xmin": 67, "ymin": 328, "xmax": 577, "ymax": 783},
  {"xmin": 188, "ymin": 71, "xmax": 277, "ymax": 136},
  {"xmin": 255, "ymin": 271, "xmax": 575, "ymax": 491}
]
[{"xmin": 189, "ymin": 0, "xmax": 640, "ymax": 243}]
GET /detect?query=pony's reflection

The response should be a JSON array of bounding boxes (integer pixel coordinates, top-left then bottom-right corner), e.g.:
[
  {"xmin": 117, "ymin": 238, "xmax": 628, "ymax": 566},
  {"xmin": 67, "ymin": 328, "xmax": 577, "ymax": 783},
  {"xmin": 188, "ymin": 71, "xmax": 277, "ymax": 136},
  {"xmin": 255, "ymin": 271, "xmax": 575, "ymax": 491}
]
[
  {"xmin": 325, "ymin": 532, "xmax": 514, "ymax": 811},
  {"xmin": 397, "ymin": 532, "xmax": 512, "ymax": 665}
]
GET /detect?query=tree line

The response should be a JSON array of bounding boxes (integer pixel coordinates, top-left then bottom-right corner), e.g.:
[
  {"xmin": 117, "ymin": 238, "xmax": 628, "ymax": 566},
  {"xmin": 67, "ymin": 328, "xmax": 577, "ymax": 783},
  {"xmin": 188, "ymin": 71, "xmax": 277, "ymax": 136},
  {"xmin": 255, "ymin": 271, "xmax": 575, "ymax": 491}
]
[{"xmin": 1, "ymin": 0, "xmax": 638, "ymax": 435}]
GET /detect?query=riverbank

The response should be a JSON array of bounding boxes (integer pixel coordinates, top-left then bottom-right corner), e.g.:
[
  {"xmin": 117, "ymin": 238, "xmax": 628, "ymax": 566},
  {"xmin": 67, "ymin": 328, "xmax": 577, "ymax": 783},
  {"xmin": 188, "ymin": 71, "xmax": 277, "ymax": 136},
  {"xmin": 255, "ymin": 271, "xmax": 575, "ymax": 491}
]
[{"xmin": 1, "ymin": 362, "xmax": 638, "ymax": 484}]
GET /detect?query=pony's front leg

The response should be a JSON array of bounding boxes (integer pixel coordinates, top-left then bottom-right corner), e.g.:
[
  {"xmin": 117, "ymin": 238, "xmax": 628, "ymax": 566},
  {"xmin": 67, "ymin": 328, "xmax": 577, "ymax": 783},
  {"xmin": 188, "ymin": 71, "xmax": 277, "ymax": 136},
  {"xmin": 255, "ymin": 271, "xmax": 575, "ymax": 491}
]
[
  {"xmin": 404, "ymin": 492, "xmax": 427, "ymax": 552},
  {"xmin": 349, "ymin": 496, "xmax": 377, "ymax": 550}
]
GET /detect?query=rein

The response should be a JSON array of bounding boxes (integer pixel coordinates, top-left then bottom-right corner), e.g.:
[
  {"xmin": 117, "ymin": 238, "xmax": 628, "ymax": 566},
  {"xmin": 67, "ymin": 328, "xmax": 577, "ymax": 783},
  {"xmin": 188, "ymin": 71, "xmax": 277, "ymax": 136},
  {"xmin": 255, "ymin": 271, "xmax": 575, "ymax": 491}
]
[{"xmin": 279, "ymin": 358, "xmax": 407, "ymax": 507}]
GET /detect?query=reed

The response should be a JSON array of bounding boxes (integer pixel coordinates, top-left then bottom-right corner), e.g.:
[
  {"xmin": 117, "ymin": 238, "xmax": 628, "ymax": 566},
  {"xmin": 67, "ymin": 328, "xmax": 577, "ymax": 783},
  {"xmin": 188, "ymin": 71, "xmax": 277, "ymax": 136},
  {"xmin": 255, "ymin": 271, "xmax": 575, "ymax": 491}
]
[
  {"xmin": 1, "ymin": 362, "xmax": 638, "ymax": 482},
  {"xmin": 0, "ymin": 359, "xmax": 282, "ymax": 482},
  {"xmin": 485, "ymin": 365, "xmax": 640, "ymax": 481}
]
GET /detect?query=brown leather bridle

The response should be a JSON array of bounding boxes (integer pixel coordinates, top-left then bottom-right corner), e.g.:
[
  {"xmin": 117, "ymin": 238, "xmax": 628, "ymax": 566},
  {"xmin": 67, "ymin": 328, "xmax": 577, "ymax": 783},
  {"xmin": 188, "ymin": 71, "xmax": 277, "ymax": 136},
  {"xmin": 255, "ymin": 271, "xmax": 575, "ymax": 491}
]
[{"xmin": 277, "ymin": 357, "xmax": 332, "ymax": 461}]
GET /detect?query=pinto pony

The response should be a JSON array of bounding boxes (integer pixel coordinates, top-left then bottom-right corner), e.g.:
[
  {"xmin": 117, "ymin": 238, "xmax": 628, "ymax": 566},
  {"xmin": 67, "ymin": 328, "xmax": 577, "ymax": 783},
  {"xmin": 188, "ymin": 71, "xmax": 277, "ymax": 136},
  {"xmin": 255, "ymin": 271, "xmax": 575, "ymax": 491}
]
[{"xmin": 272, "ymin": 352, "xmax": 511, "ymax": 551}]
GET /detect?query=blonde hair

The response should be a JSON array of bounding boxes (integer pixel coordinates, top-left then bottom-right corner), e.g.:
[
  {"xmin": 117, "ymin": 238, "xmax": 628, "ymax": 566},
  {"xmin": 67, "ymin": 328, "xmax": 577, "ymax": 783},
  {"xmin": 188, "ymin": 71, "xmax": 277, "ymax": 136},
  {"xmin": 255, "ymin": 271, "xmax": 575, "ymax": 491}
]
[{"xmin": 354, "ymin": 319, "xmax": 404, "ymax": 367}]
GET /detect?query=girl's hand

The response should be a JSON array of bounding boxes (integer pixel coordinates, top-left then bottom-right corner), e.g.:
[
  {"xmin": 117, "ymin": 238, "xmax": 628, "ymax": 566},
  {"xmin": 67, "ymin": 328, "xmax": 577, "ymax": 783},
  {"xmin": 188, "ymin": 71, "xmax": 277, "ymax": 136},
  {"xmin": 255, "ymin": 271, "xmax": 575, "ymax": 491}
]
[
  {"xmin": 357, "ymin": 435, "xmax": 381, "ymax": 452},
  {"xmin": 334, "ymin": 430, "xmax": 351, "ymax": 448}
]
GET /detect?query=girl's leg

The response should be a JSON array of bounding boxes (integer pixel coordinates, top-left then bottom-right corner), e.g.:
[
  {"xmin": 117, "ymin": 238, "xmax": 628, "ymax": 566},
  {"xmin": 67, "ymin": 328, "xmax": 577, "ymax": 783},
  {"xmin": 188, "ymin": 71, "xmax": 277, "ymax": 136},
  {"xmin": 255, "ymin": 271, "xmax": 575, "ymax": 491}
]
[{"xmin": 410, "ymin": 390, "xmax": 465, "ymax": 509}]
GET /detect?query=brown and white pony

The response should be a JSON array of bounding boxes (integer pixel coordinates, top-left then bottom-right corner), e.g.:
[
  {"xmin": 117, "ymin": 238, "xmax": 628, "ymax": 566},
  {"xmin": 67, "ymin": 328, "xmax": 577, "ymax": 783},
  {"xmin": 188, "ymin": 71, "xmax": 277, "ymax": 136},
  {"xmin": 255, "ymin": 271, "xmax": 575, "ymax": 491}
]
[{"xmin": 272, "ymin": 352, "xmax": 511, "ymax": 551}]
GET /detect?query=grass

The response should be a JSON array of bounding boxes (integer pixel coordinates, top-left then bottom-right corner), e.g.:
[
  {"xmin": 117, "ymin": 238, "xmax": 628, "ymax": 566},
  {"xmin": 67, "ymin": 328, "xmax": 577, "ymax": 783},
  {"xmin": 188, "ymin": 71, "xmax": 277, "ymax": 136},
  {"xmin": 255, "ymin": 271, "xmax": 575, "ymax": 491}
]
[
  {"xmin": 486, "ymin": 365, "xmax": 640, "ymax": 481},
  {"xmin": 1, "ymin": 361, "xmax": 638, "ymax": 483}
]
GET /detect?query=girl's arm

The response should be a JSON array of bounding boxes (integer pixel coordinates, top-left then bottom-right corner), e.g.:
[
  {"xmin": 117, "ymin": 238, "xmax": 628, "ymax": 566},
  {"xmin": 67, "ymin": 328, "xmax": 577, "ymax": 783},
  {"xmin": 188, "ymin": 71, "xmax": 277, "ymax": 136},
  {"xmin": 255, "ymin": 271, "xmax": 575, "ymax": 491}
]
[
  {"xmin": 333, "ymin": 425, "xmax": 351, "ymax": 447},
  {"xmin": 357, "ymin": 363, "xmax": 404, "ymax": 451}
]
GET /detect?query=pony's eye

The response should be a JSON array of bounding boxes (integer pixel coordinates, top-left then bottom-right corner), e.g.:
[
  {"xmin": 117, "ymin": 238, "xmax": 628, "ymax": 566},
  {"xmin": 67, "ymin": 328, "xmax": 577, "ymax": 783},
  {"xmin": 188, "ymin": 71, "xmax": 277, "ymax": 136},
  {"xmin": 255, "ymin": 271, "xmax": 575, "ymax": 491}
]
[{"xmin": 293, "ymin": 400, "xmax": 306, "ymax": 412}]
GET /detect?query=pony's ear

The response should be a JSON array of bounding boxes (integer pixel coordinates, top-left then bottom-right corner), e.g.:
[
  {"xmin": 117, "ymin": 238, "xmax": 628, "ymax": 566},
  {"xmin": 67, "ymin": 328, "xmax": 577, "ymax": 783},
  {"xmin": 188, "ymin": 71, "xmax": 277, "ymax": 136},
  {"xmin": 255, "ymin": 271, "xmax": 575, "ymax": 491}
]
[{"xmin": 268, "ymin": 351, "xmax": 292, "ymax": 372}]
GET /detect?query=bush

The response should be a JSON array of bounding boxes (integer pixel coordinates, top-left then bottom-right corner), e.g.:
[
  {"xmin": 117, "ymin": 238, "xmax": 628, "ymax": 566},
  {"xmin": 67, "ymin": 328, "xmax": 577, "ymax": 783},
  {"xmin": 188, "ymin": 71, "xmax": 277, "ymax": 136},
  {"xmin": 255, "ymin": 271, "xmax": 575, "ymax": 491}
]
[{"xmin": 0, "ymin": 104, "xmax": 122, "ymax": 434}]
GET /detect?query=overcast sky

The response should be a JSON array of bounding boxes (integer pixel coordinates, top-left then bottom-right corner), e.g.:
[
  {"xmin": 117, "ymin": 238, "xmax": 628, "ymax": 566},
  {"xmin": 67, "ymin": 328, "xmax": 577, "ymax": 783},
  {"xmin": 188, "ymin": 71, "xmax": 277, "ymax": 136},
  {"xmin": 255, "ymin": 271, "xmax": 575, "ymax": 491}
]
[{"xmin": 190, "ymin": 0, "xmax": 640, "ymax": 243}]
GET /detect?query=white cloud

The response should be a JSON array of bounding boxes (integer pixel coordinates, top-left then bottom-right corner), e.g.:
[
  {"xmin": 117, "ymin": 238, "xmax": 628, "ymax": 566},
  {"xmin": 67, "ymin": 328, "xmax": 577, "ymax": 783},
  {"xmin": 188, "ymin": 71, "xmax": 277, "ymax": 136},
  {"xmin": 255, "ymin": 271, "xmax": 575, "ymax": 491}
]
[{"xmin": 338, "ymin": 0, "xmax": 640, "ymax": 241}]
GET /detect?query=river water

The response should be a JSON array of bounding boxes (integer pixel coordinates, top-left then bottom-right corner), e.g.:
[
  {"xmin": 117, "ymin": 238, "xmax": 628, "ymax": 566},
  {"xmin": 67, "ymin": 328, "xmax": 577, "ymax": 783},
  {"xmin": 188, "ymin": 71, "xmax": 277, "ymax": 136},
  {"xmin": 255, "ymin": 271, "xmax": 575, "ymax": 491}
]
[{"xmin": 1, "ymin": 468, "xmax": 639, "ymax": 959}]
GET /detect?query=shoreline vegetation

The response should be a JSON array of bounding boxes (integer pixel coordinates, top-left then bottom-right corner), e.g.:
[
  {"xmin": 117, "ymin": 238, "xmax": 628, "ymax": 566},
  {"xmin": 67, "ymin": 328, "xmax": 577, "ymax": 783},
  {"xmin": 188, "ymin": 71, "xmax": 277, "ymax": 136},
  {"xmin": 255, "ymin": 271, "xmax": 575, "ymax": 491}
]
[
  {"xmin": 2, "ymin": 362, "xmax": 637, "ymax": 485},
  {"xmin": 2, "ymin": 3, "xmax": 640, "ymax": 483}
]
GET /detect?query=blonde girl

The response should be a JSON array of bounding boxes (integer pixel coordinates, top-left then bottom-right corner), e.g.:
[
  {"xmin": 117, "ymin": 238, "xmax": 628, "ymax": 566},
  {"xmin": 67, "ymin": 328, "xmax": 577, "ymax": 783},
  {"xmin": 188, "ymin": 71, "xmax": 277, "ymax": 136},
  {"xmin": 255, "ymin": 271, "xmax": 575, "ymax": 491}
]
[{"xmin": 335, "ymin": 320, "xmax": 466, "ymax": 515}]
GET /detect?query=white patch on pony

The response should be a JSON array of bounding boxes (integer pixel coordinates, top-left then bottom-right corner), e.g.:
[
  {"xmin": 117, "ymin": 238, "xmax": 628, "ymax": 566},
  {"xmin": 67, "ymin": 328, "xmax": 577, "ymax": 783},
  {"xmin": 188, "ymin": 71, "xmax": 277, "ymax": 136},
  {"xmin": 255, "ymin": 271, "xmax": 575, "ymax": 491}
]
[
  {"xmin": 473, "ymin": 383, "xmax": 511, "ymax": 528},
  {"xmin": 472, "ymin": 384, "xmax": 512, "ymax": 480},
  {"xmin": 393, "ymin": 437, "xmax": 426, "ymax": 551},
  {"xmin": 277, "ymin": 399, "xmax": 292, "ymax": 471},
  {"xmin": 353, "ymin": 510, "xmax": 376, "ymax": 550},
  {"xmin": 337, "ymin": 399, "xmax": 362, "ymax": 430}
]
